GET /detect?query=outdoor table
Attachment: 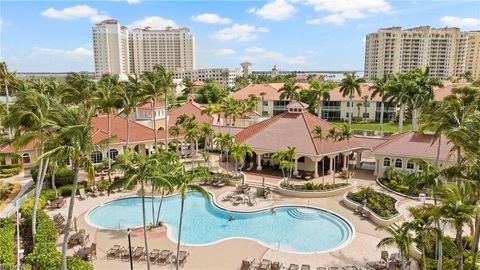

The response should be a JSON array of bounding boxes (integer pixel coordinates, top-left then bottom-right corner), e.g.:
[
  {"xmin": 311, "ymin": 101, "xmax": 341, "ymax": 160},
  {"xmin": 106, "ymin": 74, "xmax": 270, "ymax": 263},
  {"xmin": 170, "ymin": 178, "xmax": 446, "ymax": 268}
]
[
  {"xmin": 76, "ymin": 247, "xmax": 92, "ymax": 260},
  {"xmin": 52, "ymin": 198, "xmax": 64, "ymax": 208},
  {"xmin": 69, "ymin": 232, "xmax": 83, "ymax": 247}
]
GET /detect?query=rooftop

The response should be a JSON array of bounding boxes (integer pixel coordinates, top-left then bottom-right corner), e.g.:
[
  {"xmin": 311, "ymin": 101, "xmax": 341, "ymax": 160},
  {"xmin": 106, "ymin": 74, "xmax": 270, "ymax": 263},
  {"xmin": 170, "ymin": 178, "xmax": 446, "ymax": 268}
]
[{"xmin": 231, "ymin": 83, "xmax": 310, "ymax": 101}]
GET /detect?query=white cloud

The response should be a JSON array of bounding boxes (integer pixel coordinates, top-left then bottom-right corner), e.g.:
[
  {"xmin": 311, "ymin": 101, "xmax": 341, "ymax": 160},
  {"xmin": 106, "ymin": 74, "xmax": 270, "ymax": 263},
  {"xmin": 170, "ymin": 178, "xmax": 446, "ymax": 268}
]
[
  {"xmin": 212, "ymin": 24, "xmax": 268, "ymax": 42},
  {"xmin": 242, "ymin": 47, "xmax": 306, "ymax": 65},
  {"xmin": 127, "ymin": 16, "xmax": 177, "ymax": 29},
  {"xmin": 126, "ymin": 0, "xmax": 141, "ymax": 4},
  {"xmin": 440, "ymin": 16, "xmax": 480, "ymax": 28},
  {"xmin": 191, "ymin": 13, "xmax": 231, "ymax": 24},
  {"xmin": 214, "ymin": 48, "xmax": 236, "ymax": 56},
  {"xmin": 30, "ymin": 46, "xmax": 93, "ymax": 58},
  {"xmin": 304, "ymin": 0, "xmax": 390, "ymax": 25},
  {"xmin": 41, "ymin": 5, "xmax": 110, "ymax": 23},
  {"xmin": 248, "ymin": 0, "xmax": 297, "ymax": 21},
  {"xmin": 307, "ymin": 10, "xmax": 366, "ymax": 25},
  {"xmin": 304, "ymin": 0, "xmax": 391, "ymax": 13},
  {"xmin": 245, "ymin": 47, "xmax": 267, "ymax": 53}
]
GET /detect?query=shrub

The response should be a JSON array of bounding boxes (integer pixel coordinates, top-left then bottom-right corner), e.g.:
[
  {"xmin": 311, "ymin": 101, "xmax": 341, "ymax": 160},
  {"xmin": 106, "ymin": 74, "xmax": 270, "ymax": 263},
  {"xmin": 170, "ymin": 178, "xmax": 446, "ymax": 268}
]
[
  {"xmin": 57, "ymin": 182, "xmax": 87, "ymax": 197},
  {"xmin": 347, "ymin": 187, "xmax": 398, "ymax": 218},
  {"xmin": 280, "ymin": 181, "xmax": 348, "ymax": 191},
  {"xmin": 32, "ymin": 166, "xmax": 75, "ymax": 188},
  {"xmin": 0, "ymin": 217, "xmax": 15, "ymax": 268},
  {"xmin": 0, "ymin": 183, "xmax": 15, "ymax": 201},
  {"xmin": 96, "ymin": 180, "xmax": 110, "ymax": 191},
  {"xmin": 0, "ymin": 164, "xmax": 22, "ymax": 178}
]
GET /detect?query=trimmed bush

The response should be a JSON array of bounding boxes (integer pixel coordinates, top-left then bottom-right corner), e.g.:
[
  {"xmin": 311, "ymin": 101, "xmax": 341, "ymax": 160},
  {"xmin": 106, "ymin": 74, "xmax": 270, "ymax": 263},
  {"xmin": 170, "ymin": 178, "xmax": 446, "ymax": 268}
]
[
  {"xmin": 281, "ymin": 181, "xmax": 348, "ymax": 191},
  {"xmin": 57, "ymin": 182, "xmax": 87, "ymax": 197},
  {"xmin": 347, "ymin": 187, "xmax": 398, "ymax": 218},
  {"xmin": 32, "ymin": 166, "xmax": 75, "ymax": 188},
  {"xmin": 0, "ymin": 164, "xmax": 22, "ymax": 178},
  {"xmin": 0, "ymin": 217, "xmax": 15, "ymax": 269}
]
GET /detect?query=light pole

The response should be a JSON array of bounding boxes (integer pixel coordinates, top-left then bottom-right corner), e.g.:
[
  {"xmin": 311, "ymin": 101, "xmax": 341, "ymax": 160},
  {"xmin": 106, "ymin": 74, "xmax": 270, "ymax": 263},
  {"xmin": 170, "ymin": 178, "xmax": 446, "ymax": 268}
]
[{"xmin": 127, "ymin": 228, "xmax": 133, "ymax": 270}]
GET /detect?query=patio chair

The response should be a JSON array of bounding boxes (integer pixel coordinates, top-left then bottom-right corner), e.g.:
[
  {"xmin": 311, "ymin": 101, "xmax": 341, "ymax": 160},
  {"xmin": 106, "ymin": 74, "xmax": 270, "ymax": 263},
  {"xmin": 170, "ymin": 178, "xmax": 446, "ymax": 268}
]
[
  {"xmin": 301, "ymin": 265, "xmax": 310, "ymax": 270},
  {"xmin": 247, "ymin": 193, "xmax": 256, "ymax": 206},
  {"xmin": 89, "ymin": 243, "xmax": 97, "ymax": 260},
  {"xmin": 360, "ymin": 209, "xmax": 370, "ymax": 219},
  {"xmin": 148, "ymin": 249, "xmax": 161, "ymax": 264},
  {"xmin": 246, "ymin": 162, "xmax": 254, "ymax": 171},
  {"xmin": 271, "ymin": 262, "xmax": 283, "ymax": 270},
  {"xmin": 78, "ymin": 188, "xmax": 88, "ymax": 200},
  {"xmin": 240, "ymin": 258, "xmax": 253, "ymax": 270},
  {"xmin": 316, "ymin": 267, "xmax": 327, "ymax": 270},
  {"xmin": 158, "ymin": 250, "xmax": 172, "ymax": 265},
  {"xmin": 119, "ymin": 247, "xmax": 131, "ymax": 262},
  {"xmin": 288, "ymin": 264, "xmax": 299, "ymax": 270},
  {"xmin": 258, "ymin": 259, "xmax": 271, "ymax": 270},
  {"xmin": 329, "ymin": 267, "xmax": 339, "ymax": 270},
  {"xmin": 342, "ymin": 266, "xmax": 360, "ymax": 270},
  {"xmin": 106, "ymin": 245, "xmax": 121, "ymax": 260},
  {"xmin": 380, "ymin": 251, "xmax": 389, "ymax": 262},
  {"xmin": 176, "ymin": 250, "xmax": 189, "ymax": 267},
  {"xmin": 132, "ymin": 246, "xmax": 145, "ymax": 261},
  {"xmin": 354, "ymin": 205, "xmax": 363, "ymax": 215},
  {"xmin": 53, "ymin": 213, "xmax": 64, "ymax": 223}
]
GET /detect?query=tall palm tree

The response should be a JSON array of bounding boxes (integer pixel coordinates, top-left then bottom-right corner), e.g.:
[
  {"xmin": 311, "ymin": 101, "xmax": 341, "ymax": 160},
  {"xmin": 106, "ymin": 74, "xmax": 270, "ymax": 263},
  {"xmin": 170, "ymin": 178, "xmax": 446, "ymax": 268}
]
[
  {"xmin": 376, "ymin": 223, "xmax": 413, "ymax": 266},
  {"xmin": 410, "ymin": 68, "xmax": 443, "ymax": 131},
  {"xmin": 119, "ymin": 74, "xmax": 145, "ymax": 149},
  {"xmin": 173, "ymin": 165, "xmax": 208, "ymax": 270},
  {"xmin": 95, "ymin": 74, "xmax": 122, "ymax": 182},
  {"xmin": 108, "ymin": 150, "xmax": 163, "ymax": 270},
  {"xmin": 151, "ymin": 151, "xmax": 178, "ymax": 225},
  {"xmin": 200, "ymin": 123, "xmax": 214, "ymax": 153},
  {"xmin": 61, "ymin": 72, "xmax": 96, "ymax": 108},
  {"xmin": 181, "ymin": 77, "xmax": 195, "ymax": 97},
  {"xmin": 221, "ymin": 96, "xmax": 240, "ymax": 134},
  {"xmin": 336, "ymin": 123, "xmax": 354, "ymax": 181},
  {"xmin": 40, "ymin": 105, "xmax": 104, "ymax": 270},
  {"xmin": 169, "ymin": 124, "xmax": 181, "ymax": 154},
  {"xmin": 311, "ymin": 125, "xmax": 326, "ymax": 184},
  {"xmin": 437, "ymin": 183, "xmax": 475, "ymax": 270},
  {"xmin": 141, "ymin": 69, "xmax": 163, "ymax": 148},
  {"xmin": 385, "ymin": 72, "xmax": 415, "ymax": 133},
  {"xmin": 326, "ymin": 127, "xmax": 339, "ymax": 184},
  {"xmin": 278, "ymin": 79, "xmax": 300, "ymax": 101},
  {"xmin": 339, "ymin": 72, "xmax": 365, "ymax": 127},
  {"xmin": 307, "ymin": 80, "xmax": 331, "ymax": 118},
  {"xmin": 7, "ymin": 90, "xmax": 52, "ymax": 244},
  {"xmin": 215, "ymin": 133, "xmax": 234, "ymax": 168},
  {"xmin": 201, "ymin": 102, "xmax": 222, "ymax": 128},
  {"xmin": 155, "ymin": 65, "xmax": 175, "ymax": 151},
  {"xmin": 370, "ymin": 76, "xmax": 390, "ymax": 135},
  {"xmin": 406, "ymin": 206, "xmax": 436, "ymax": 270},
  {"xmin": 0, "ymin": 62, "xmax": 17, "ymax": 140}
]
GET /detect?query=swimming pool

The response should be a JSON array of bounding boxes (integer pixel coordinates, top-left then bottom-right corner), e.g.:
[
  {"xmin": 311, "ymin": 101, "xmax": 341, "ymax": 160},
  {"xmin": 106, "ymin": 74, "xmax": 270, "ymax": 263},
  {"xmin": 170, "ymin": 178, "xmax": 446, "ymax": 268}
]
[{"xmin": 87, "ymin": 193, "xmax": 354, "ymax": 253}]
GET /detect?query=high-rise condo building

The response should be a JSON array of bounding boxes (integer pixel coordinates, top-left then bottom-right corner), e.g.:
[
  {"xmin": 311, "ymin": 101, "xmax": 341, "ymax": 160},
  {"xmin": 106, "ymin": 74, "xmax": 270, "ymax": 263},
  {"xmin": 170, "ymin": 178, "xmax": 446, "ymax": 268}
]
[
  {"xmin": 92, "ymin": 19, "xmax": 195, "ymax": 78},
  {"xmin": 364, "ymin": 26, "xmax": 480, "ymax": 80}
]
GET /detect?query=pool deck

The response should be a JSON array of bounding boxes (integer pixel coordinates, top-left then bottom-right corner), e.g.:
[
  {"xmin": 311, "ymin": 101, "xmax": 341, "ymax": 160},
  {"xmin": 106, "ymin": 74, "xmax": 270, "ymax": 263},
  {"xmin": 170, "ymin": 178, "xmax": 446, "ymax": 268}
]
[{"xmin": 46, "ymin": 167, "xmax": 425, "ymax": 269}]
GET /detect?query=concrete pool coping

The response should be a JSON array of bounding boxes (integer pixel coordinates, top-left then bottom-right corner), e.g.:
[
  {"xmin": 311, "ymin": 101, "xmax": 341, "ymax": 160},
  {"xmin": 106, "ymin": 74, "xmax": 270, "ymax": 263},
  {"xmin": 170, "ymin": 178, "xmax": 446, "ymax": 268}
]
[{"xmin": 84, "ymin": 191, "xmax": 356, "ymax": 255}]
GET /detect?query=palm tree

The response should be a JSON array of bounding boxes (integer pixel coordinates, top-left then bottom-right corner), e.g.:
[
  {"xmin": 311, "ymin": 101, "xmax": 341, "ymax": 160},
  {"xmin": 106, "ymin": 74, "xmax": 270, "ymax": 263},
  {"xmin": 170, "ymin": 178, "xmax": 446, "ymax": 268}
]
[
  {"xmin": 336, "ymin": 123, "xmax": 354, "ymax": 181},
  {"xmin": 410, "ymin": 68, "xmax": 443, "ymax": 131},
  {"xmin": 40, "ymin": 105, "xmax": 104, "ymax": 270},
  {"xmin": 169, "ymin": 125, "xmax": 181, "ymax": 154},
  {"xmin": 326, "ymin": 127, "xmax": 339, "ymax": 184},
  {"xmin": 339, "ymin": 72, "xmax": 365, "ymax": 127},
  {"xmin": 7, "ymin": 90, "xmax": 52, "ymax": 245},
  {"xmin": 370, "ymin": 76, "xmax": 390, "ymax": 135},
  {"xmin": 95, "ymin": 74, "xmax": 122, "ymax": 182},
  {"xmin": 151, "ymin": 151, "xmax": 178, "ymax": 225},
  {"xmin": 141, "ymin": 69, "xmax": 163, "ymax": 148},
  {"xmin": 221, "ymin": 96, "xmax": 240, "ymax": 134},
  {"xmin": 181, "ymin": 77, "xmax": 195, "ymax": 97},
  {"xmin": 376, "ymin": 223, "xmax": 414, "ymax": 266},
  {"xmin": 230, "ymin": 143, "xmax": 253, "ymax": 176},
  {"xmin": 155, "ymin": 65, "xmax": 175, "ymax": 151},
  {"xmin": 173, "ymin": 165, "xmax": 209, "ymax": 270},
  {"xmin": 119, "ymin": 74, "xmax": 144, "ymax": 149},
  {"xmin": 214, "ymin": 133, "xmax": 234, "ymax": 168},
  {"xmin": 355, "ymin": 102, "xmax": 362, "ymax": 121},
  {"xmin": 108, "ymin": 150, "xmax": 163, "ymax": 270},
  {"xmin": 385, "ymin": 72, "xmax": 415, "ymax": 133},
  {"xmin": 61, "ymin": 72, "xmax": 96, "ymax": 108},
  {"xmin": 200, "ymin": 123, "xmax": 214, "ymax": 153},
  {"xmin": 259, "ymin": 91, "xmax": 267, "ymax": 116},
  {"xmin": 437, "ymin": 183, "xmax": 475, "ymax": 270},
  {"xmin": 311, "ymin": 125, "xmax": 326, "ymax": 184},
  {"xmin": 201, "ymin": 102, "xmax": 222, "ymax": 128},
  {"xmin": 307, "ymin": 80, "xmax": 331, "ymax": 118},
  {"xmin": 0, "ymin": 62, "xmax": 17, "ymax": 140},
  {"xmin": 278, "ymin": 79, "xmax": 300, "ymax": 101},
  {"xmin": 407, "ymin": 206, "xmax": 436, "ymax": 270}
]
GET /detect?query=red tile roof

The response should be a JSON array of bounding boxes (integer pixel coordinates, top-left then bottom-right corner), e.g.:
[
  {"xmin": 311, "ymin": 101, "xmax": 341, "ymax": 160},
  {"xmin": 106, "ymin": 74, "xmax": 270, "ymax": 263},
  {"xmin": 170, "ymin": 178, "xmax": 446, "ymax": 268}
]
[
  {"xmin": 231, "ymin": 83, "xmax": 310, "ymax": 101},
  {"xmin": 236, "ymin": 110, "xmax": 362, "ymax": 156},
  {"xmin": 91, "ymin": 114, "xmax": 164, "ymax": 143},
  {"xmin": 433, "ymin": 82, "xmax": 470, "ymax": 101},
  {"xmin": 136, "ymin": 101, "xmax": 166, "ymax": 109},
  {"xmin": 168, "ymin": 101, "xmax": 214, "ymax": 126},
  {"xmin": 372, "ymin": 131, "xmax": 456, "ymax": 161}
]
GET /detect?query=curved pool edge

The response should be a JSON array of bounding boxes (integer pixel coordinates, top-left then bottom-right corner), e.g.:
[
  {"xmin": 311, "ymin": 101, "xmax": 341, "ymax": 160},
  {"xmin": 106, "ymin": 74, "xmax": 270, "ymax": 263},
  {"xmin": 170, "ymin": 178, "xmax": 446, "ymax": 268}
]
[{"xmin": 84, "ymin": 191, "xmax": 356, "ymax": 255}]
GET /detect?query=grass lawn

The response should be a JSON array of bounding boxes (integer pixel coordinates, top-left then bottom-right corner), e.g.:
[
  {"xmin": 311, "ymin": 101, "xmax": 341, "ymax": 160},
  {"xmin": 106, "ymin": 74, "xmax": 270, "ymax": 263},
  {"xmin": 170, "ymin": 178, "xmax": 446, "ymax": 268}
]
[{"xmin": 329, "ymin": 120, "xmax": 412, "ymax": 133}]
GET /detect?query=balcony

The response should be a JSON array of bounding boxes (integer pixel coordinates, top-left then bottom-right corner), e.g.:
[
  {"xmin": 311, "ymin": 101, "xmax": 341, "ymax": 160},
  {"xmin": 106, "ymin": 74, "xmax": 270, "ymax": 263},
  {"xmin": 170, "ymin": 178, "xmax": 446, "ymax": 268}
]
[{"xmin": 323, "ymin": 106, "xmax": 341, "ymax": 111}]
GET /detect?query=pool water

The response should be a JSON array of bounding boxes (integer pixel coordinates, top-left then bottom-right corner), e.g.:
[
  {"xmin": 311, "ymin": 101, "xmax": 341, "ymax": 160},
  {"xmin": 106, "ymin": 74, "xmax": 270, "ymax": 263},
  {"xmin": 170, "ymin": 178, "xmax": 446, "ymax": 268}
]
[{"xmin": 87, "ymin": 193, "xmax": 353, "ymax": 253}]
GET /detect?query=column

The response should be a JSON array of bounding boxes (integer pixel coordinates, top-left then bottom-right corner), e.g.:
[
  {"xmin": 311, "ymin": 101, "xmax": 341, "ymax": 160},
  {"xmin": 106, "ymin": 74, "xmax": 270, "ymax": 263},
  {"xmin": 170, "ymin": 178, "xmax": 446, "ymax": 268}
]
[
  {"xmin": 294, "ymin": 158, "xmax": 299, "ymax": 175},
  {"xmin": 328, "ymin": 155, "xmax": 334, "ymax": 174},
  {"xmin": 356, "ymin": 151, "xmax": 362, "ymax": 168},
  {"xmin": 343, "ymin": 153, "xmax": 348, "ymax": 171},
  {"xmin": 314, "ymin": 160, "xmax": 319, "ymax": 178},
  {"xmin": 256, "ymin": 154, "xmax": 263, "ymax": 170}
]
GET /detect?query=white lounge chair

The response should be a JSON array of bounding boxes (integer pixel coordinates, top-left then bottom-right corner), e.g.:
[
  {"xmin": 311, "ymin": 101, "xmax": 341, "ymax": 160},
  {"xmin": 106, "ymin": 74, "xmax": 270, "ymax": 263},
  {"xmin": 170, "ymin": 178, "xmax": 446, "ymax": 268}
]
[{"xmin": 78, "ymin": 188, "xmax": 88, "ymax": 200}]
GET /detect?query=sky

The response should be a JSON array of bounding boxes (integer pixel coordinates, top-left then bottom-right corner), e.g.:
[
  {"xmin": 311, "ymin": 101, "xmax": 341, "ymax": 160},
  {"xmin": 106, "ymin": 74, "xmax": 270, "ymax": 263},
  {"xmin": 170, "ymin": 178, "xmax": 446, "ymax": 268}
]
[{"xmin": 1, "ymin": 0, "xmax": 479, "ymax": 72}]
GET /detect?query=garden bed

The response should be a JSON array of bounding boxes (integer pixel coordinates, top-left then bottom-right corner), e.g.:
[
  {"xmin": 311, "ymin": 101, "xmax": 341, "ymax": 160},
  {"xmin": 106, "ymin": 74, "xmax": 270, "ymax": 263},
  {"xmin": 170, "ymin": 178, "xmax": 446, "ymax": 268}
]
[
  {"xmin": 278, "ymin": 181, "xmax": 355, "ymax": 198},
  {"xmin": 377, "ymin": 176, "xmax": 421, "ymax": 197},
  {"xmin": 346, "ymin": 187, "xmax": 399, "ymax": 219}
]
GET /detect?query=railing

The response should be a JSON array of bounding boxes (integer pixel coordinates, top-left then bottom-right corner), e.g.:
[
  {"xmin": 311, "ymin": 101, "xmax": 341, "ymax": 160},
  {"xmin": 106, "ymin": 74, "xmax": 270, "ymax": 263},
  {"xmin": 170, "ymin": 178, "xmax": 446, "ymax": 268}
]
[{"xmin": 322, "ymin": 106, "xmax": 341, "ymax": 110}]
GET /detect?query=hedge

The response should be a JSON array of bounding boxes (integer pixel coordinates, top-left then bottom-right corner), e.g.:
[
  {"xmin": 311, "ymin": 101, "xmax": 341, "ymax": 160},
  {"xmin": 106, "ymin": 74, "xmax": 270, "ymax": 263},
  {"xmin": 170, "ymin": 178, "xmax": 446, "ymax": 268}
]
[
  {"xmin": 0, "ymin": 164, "xmax": 22, "ymax": 178},
  {"xmin": 281, "ymin": 182, "xmax": 348, "ymax": 191},
  {"xmin": 347, "ymin": 187, "xmax": 398, "ymax": 218},
  {"xmin": 0, "ymin": 217, "xmax": 16, "ymax": 269},
  {"xmin": 32, "ymin": 166, "xmax": 75, "ymax": 188}
]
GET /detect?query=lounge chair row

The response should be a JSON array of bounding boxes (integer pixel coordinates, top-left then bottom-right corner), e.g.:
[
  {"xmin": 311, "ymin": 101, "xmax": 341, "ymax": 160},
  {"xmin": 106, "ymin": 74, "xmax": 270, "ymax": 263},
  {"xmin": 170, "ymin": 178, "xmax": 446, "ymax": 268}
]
[
  {"xmin": 241, "ymin": 259, "xmax": 362, "ymax": 270},
  {"xmin": 106, "ymin": 245, "xmax": 189, "ymax": 266}
]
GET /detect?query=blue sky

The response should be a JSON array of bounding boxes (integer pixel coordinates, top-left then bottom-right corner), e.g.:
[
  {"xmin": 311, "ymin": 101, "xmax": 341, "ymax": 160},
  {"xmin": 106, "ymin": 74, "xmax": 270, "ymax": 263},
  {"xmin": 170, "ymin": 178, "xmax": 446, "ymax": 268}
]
[{"xmin": 1, "ymin": 0, "xmax": 479, "ymax": 72}]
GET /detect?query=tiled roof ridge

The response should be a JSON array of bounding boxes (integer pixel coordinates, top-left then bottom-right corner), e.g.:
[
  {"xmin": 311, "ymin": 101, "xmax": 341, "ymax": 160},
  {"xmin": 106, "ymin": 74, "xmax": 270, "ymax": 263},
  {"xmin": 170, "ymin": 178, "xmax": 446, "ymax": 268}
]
[
  {"xmin": 235, "ymin": 112, "xmax": 286, "ymax": 143},
  {"xmin": 301, "ymin": 113, "xmax": 321, "ymax": 155}
]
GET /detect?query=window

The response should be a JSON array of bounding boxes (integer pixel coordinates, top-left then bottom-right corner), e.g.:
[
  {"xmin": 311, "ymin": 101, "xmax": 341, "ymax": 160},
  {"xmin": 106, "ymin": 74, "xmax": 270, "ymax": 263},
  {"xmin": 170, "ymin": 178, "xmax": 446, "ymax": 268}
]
[
  {"xmin": 383, "ymin": 158, "xmax": 391, "ymax": 167},
  {"xmin": 363, "ymin": 113, "xmax": 370, "ymax": 118},
  {"xmin": 395, "ymin": 159, "xmax": 403, "ymax": 168},
  {"xmin": 91, "ymin": 151, "xmax": 103, "ymax": 164},
  {"xmin": 108, "ymin": 149, "xmax": 119, "ymax": 161},
  {"xmin": 262, "ymin": 111, "xmax": 268, "ymax": 117},
  {"xmin": 298, "ymin": 157, "xmax": 305, "ymax": 163},
  {"xmin": 263, "ymin": 101, "xmax": 268, "ymax": 107},
  {"xmin": 22, "ymin": 153, "xmax": 31, "ymax": 164},
  {"xmin": 406, "ymin": 160, "xmax": 415, "ymax": 170}
]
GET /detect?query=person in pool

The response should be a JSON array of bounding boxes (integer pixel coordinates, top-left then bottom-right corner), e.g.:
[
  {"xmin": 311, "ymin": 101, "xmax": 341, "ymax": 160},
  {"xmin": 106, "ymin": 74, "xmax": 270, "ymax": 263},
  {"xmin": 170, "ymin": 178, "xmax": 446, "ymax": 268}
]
[{"xmin": 228, "ymin": 216, "xmax": 235, "ymax": 221}]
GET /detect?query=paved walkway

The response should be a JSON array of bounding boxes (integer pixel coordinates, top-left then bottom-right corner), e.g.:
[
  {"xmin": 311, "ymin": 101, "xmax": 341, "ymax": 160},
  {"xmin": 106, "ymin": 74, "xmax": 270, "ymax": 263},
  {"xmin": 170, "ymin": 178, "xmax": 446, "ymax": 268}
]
[{"xmin": 0, "ymin": 171, "xmax": 34, "ymax": 217}]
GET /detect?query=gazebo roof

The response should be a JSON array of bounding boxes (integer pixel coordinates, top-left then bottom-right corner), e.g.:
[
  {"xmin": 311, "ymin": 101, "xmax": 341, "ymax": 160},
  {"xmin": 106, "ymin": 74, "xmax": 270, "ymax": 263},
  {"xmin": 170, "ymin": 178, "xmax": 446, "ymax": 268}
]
[{"xmin": 235, "ymin": 110, "xmax": 362, "ymax": 156}]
